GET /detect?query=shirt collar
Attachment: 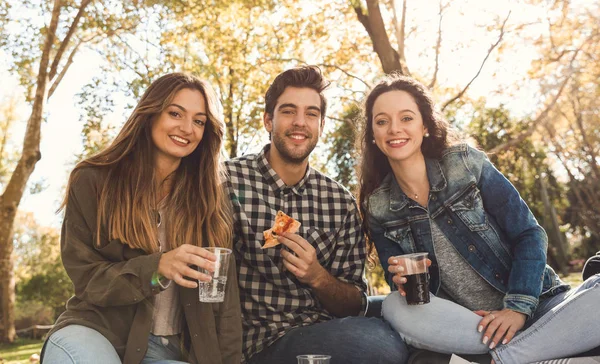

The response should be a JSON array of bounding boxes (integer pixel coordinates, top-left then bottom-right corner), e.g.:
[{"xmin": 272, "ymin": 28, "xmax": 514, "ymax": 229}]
[{"xmin": 257, "ymin": 144, "xmax": 311, "ymax": 196}]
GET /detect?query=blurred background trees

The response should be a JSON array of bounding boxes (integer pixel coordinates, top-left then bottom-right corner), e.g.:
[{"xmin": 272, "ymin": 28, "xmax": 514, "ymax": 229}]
[{"xmin": 1, "ymin": 0, "xmax": 598, "ymax": 342}]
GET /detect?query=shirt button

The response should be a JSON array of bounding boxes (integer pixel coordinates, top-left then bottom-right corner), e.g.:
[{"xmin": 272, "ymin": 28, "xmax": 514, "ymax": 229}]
[
  {"xmin": 136, "ymin": 348, "xmax": 141, "ymax": 352},
  {"xmin": 431, "ymin": 195, "xmax": 437, "ymax": 201},
  {"xmin": 193, "ymin": 333, "xmax": 198, "ymax": 337},
  {"xmin": 447, "ymin": 219, "xmax": 452, "ymax": 224},
  {"xmin": 185, "ymin": 303, "xmax": 191, "ymax": 307},
  {"xmin": 468, "ymin": 245, "xmax": 476, "ymax": 252}
]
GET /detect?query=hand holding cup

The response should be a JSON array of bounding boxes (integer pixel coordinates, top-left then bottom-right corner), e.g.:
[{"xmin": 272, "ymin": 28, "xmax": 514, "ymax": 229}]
[
  {"xmin": 158, "ymin": 244, "xmax": 217, "ymax": 288},
  {"xmin": 388, "ymin": 253, "xmax": 432, "ymax": 304}
]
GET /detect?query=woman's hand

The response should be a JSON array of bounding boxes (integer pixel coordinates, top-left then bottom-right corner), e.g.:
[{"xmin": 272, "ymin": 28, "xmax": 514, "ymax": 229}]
[
  {"xmin": 474, "ymin": 308, "xmax": 526, "ymax": 349},
  {"xmin": 158, "ymin": 244, "xmax": 217, "ymax": 288},
  {"xmin": 387, "ymin": 256, "xmax": 432, "ymax": 296}
]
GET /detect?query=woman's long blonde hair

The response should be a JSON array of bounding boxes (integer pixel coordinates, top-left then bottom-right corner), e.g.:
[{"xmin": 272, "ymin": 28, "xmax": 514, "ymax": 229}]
[{"xmin": 62, "ymin": 73, "xmax": 232, "ymax": 252}]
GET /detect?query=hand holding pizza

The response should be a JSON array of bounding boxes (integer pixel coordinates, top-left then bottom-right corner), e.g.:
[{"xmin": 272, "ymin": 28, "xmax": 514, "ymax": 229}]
[
  {"xmin": 262, "ymin": 211, "xmax": 328, "ymax": 287},
  {"xmin": 278, "ymin": 232, "xmax": 328, "ymax": 287}
]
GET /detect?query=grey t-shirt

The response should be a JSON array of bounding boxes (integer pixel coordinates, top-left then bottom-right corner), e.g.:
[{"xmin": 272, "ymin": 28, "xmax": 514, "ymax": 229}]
[{"xmin": 431, "ymin": 220, "xmax": 504, "ymax": 311}]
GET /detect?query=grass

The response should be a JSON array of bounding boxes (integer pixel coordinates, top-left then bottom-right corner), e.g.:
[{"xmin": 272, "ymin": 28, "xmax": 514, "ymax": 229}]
[
  {"xmin": 560, "ymin": 271, "xmax": 584, "ymax": 287},
  {"xmin": 0, "ymin": 338, "xmax": 43, "ymax": 364}
]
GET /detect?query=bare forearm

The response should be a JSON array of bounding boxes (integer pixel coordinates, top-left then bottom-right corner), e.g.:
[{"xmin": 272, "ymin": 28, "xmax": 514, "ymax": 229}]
[{"xmin": 311, "ymin": 271, "xmax": 363, "ymax": 317}]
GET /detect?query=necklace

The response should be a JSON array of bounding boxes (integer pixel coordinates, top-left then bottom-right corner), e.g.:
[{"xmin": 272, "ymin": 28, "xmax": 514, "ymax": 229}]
[{"xmin": 401, "ymin": 186, "xmax": 422, "ymax": 201}]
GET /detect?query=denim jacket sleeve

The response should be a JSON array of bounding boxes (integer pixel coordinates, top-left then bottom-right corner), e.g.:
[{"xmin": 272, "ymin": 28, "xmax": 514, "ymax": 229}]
[
  {"xmin": 367, "ymin": 213, "xmax": 404, "ymax": 292},
  {"xmin": 466, "ymin": 147, "xmax": 547, "ymax": 317}
]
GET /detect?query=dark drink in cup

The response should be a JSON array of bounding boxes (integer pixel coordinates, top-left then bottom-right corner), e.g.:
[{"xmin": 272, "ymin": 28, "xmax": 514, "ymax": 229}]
[
  {"xmin": 395, "ymin": 252, "xmax": 430, "ymax": 305},
  {"xmin": 404, "ymin": 272, "xmax": 430, "ymax": 305}
]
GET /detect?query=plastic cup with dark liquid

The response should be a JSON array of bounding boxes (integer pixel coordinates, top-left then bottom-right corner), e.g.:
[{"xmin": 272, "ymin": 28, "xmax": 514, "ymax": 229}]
[{"xmin": 397, "ymin": 252, "xmax": 430, "ymax": 305}]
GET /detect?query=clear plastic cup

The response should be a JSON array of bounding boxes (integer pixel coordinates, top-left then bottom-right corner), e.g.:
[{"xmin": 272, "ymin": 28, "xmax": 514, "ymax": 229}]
[
  {"xmin": 396, "ymin": 252, "xmax": 430, "ymax": 305},
  {"xmin": 198, "ymin": 247, "xmax": 231, "ymax": 302}
]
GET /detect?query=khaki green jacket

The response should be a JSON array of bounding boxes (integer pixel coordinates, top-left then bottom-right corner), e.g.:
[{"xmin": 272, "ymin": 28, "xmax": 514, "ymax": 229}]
[{"xmin": 46, "ymin": 167, "xmax": 242, "ymax": 364}]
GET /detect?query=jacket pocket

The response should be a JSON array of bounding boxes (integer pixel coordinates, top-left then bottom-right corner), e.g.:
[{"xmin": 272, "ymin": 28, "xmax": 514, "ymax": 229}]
[
  {"xmin": 450, "ymin": 186, "xmax": 488, "ymax": 231},
  {"xmin": 383, "ymin": 221, "xmax": 416, "ymax": 252}
]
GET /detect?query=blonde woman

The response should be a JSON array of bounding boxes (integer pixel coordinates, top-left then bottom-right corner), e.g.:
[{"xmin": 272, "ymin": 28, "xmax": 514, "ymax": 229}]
[{"xmin": 42, "ymin": 73, "xmax": 241, "ymax": 364}]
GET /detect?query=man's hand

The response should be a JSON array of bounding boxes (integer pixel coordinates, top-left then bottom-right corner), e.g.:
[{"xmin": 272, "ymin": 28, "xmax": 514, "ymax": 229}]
[
  {"xmin": 474, "ymin": 308, "xmax": 526, "ymax": 349},
  {"xmin": 278, "ymin": 232, "xmax": 328, "ymax": 287},
  {"xmin": 158, "ymin": 244, "xmax": 216, "ymax": 288}
]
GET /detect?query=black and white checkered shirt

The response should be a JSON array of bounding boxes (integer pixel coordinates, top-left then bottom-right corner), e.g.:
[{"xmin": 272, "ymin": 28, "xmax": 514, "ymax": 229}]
[{"xmin": 225, "ymin": 144, "xmax": 368, "ymax": 361}]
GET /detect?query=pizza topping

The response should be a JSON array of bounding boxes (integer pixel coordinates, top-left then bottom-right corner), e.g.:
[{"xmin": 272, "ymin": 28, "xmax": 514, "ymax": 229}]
[{"xmin": 262, "ymin": 211, "xmax": 301, "ymax": 249}]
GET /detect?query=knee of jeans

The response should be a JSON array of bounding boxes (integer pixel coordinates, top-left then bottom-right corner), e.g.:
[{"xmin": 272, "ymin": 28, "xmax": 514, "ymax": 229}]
[
  {"xmin": 381, "ymin": 291, "xmax": 407, "ymax": 322},
  {"xmin": 43, "ymin": 336, "xmax": 76, "ymax": 364}
]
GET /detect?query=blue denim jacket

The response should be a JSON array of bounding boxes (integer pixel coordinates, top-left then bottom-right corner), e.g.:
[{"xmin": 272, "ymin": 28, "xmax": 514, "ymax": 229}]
[{"xmin": 367, "ymin": 144, "xmax": 569, "ymax": 317}]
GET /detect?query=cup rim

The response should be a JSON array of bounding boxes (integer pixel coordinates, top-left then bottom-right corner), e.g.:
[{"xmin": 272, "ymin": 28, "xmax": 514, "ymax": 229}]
[
  {"xmin": 296, "ymin": 354, "xmax": 332, "ymax": 359},
  {"xmin": 399, "ymin": 252, "xmax": 428, "ymax": 259},
  {"xmin": 204, "ymin": 247, "xmax": 232, "ymax": 254}
]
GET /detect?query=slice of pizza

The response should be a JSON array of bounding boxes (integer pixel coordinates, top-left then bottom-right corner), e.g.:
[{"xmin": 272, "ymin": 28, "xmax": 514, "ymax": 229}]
[{"xmin": 262, "ymin": 210, "xmax": 301, "ymax": 249}]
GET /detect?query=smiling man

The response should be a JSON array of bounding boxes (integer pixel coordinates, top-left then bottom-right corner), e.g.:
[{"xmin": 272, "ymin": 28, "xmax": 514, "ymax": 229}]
[{"xmin": 225, "ymin": 66, "xmax": 409, "ymax": 364}]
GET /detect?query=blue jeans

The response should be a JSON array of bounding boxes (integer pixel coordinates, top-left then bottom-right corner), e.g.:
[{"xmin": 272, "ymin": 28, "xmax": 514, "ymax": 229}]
[
  {"xmin": 141, "ymin": 333, "xmax": 185, "ymax": 364},
  {"xmin": 248, "ymin": 316, "xmax": 409, "ymax": 364},
  {"xmin": 42, "ymin": 325, "xmax": 121, "ymax": 364},
  {"xmin": 43, "ymin": 325, "xmax": 187, "ymax": 364},
  {"xmin": 382, "ymin": 274, "xmax": 600, "ymax": 363}
]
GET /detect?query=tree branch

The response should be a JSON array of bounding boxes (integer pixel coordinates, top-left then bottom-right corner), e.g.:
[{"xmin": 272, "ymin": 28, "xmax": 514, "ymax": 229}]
[
  {"xmin": 48, "ymin": 0, "xmax": 92, "ymax": 81},
  {"xmin": 352, "ymin": 1, "xmax": 372, "ymax": 38},
  {"xmin": 352, "ymin": 0, "xmax": 402, "ymax": 74},
  {"xmin": 319, "ymin": 63, "xmax": 372, "ymax": 88},
  {"xmin": 48, "ymin": 41, "xmax": 81, "ymax": 98},
  {"xmin": 2, "ymin": 0, "xmax": 61, "ymax": 229},
  {"xmin": 429, "ymin": 0, "xmax": 447, "ymax": 88},
  {"xmin": 441, "ymin": 11, "xmax": 510, "ymax": 111},
  {"xmin": 489, "ymin": 34, "xmax": 589, "ymax": 154},
  {"xmin": 391, "ymin": 0, "xmax": 410, "ymax": 76},
  {"xmin": 114, "ymin": 33, "xmax": 151, "ymax": 76}
]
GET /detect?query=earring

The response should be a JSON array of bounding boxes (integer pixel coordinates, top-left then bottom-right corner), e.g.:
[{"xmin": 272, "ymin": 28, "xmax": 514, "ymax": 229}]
[
  {"xmin": 372, "ymin": 139, "xmax": 376, "ymax": 144},
  {"xmin": 424, "ymin": 132, "xmax": 430, "ymax": 138}
]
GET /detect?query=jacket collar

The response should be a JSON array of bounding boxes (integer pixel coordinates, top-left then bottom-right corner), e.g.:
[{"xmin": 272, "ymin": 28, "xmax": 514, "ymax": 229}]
[{"xmin": 388, "ymin": 157, "xmax": 447, "ymax": 211}]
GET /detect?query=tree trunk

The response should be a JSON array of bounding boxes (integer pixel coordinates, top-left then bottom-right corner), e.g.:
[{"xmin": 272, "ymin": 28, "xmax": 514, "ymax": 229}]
[
  {"xmin": 539, "ymin": 175, "xmax": 569, "ymax": 276},
  {"xmin": 352, "ymin": 0, "xmax": 403, "ymax": 74},
  {"xmin": 0, "ymin": 200, "xmax": 16, "ymax": 343},
  {"xmin": 0, "ymin": 0, "xmax": 62, "ymax": 344},
  {"xmin": 225, "ymin": 68, "xmax": 237, "ymax": 158}
]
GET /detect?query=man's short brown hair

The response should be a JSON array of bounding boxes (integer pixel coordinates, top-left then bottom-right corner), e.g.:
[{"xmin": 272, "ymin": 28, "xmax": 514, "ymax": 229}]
[{"xmin": 264, "ymin": 65, "xmax": 330, "ymax": 119}]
